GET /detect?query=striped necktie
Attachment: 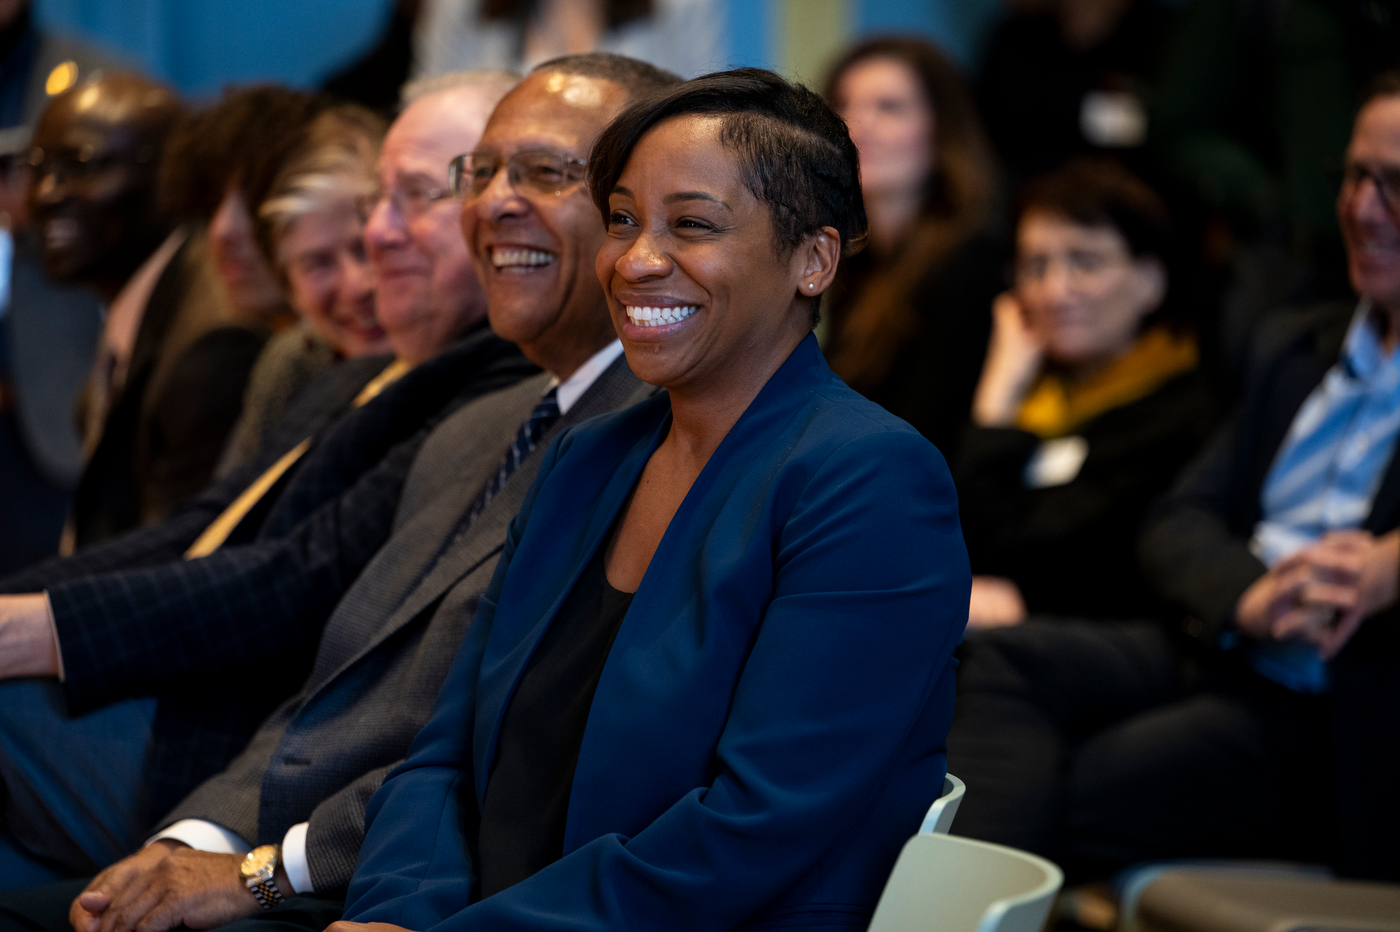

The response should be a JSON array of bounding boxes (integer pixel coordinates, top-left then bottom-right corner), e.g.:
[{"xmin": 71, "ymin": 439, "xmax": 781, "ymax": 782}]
[{"xmin": 458, "ymin": 387, "xmax": 561, "ymax": 533}]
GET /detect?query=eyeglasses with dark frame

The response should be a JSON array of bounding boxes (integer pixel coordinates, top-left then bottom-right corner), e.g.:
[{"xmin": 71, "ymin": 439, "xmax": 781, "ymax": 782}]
[
  {"xmin": 448, "ymin": 149, "xmax": 588, "ymax": 200},
  {"xmin": 1339, "ymin": 161, "xmax": 1400, "ymax": 216}
]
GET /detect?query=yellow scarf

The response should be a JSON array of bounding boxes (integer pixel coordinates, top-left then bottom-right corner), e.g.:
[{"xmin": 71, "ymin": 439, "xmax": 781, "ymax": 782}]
[{"xmin": 1016, "ymin": 327, "xmax": 1199, "ymax": 439}]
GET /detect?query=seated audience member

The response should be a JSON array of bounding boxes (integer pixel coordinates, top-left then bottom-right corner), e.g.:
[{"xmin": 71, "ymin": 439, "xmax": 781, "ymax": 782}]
[
  {"xmin": 948, "ymin": 75, "xmax": 1400, "ymax": 884},
  {"xmin": 26, "ymin": 72, "xmax": 232, "ymax": 549},
  {"xmin": 54, "ymin": 83, "xmax": 329, "ymax": 550},
  {"xmin": 0, "ymin": 73, "xmax": 531, "ymax": 887},
  {"xmin": 329, "ymin": 67, "xmax": 967, "ymax": 932},
  {"xmin": 978, "ymin": 0, "xmax": 1177, "ymax": 187},
  {"xmin": 822, "ymin": 36, "xmax": 1005, "ymax": 458},
  {"xmin": 0, "ymin": 125, "xmax": 104, "ymax": 574},
  {"xmin": 217, "ymin": 103, "xmax": 390, "ymax": 475},
  {"xmin": 958, "ymin": 159, "xmax": 1215, "ymax": 627},
  {"xmin": 0, "ymin": 52, "xmax": 679, "ymax": 932}
]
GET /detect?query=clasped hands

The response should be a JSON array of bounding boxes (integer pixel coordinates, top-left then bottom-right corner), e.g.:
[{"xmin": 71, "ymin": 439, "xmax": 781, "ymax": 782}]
[
  {"xmin": 1235, "ymin": 528, "xmax": 1400, "ymax": 660},
  {"xmin": 68, "ymin": 841, "xmax": 275, "ymax": 932},
  {"xmin": 67, "ymin": 841, "xmax": 416, "ymax": 932}
]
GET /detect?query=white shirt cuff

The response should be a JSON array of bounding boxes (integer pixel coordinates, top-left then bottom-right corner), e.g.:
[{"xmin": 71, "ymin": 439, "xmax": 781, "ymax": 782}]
[
  {"xmin": 147, "ymin": 819, "xmax": 251, "ymax": 854},
  {"xmin": 281, "ymin": 822, "xmax": 313, "ymax": 894}
]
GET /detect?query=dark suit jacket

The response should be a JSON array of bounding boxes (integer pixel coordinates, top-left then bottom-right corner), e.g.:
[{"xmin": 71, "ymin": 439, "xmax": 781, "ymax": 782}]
[
  {"xmin": 70, "ymin": 230, "xmax": 271, "ymax": 547},
  {"xmin": 345, "ymin": 336, "xmax": 970, "ymax": 932},
  {"xmin": 158, "ymin": 356, "xmax": 653, "ymax": 893},
  {"xmin": 1137, "ymin": 300, "xmax": 1399, "ymax": 641},
  {"xmin": 1, "ymin": 328, "xmax": 535, "ymax": 816},
  {"xmin": 1139, "ymin": 298, "xmax": 1400, "ymax": 878}
]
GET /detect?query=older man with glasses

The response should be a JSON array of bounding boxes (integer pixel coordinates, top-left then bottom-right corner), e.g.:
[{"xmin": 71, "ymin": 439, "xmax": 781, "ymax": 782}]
[{"xmin": 946, "ymin": 70, "xmax": 1400, "ymax": 885}]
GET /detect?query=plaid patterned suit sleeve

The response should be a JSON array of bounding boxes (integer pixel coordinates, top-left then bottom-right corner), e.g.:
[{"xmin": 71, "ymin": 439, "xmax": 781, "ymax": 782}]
[
  {"xmin": 49, "ymin": 426, "xmax": 424, "ymax": 715},
  {"xmin": 48, "ymin": 342, "xmax": 538, "ymax": 717}
]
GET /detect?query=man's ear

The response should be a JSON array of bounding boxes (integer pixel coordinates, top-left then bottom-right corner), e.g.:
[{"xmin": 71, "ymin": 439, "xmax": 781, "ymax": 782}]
[{"xmin": 796, "ymin": 226, "xmax": 841, "ymax": 298}]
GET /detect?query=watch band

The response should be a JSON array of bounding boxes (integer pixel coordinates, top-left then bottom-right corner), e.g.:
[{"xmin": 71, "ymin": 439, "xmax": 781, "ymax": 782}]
[
  {"xmin": 249, "ymin": 877, "xmax": 285, "ymax": 910},
  {"xmin": 242, "ymin": 844, "xmax": 285, "ymax": 910}
]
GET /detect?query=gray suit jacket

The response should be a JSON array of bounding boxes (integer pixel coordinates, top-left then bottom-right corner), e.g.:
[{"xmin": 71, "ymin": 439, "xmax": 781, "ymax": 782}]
[{"xmin": 158, "ymin": 355, "xmax": 652, "ymax": 893}]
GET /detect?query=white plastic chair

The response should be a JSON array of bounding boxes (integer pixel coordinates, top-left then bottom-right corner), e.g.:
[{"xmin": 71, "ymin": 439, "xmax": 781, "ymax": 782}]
[
  {"xmin": 867, "ymin": 833, "xmax": 1064, "ymax": 932},
  {"xmin": 919, "ymin": 772, "xmax": 966, "ymax": 834}
]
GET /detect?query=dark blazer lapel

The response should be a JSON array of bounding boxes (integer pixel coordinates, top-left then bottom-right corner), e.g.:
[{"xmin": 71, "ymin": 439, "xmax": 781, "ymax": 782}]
[
  {"xmin": 1365, "ymin": 454, "xmax": 1400, "ymax": 533},
  {"xmin": 304, "ymin": 357, "xmax": 650, "ymax": 707},
  {"xmin": 1239, "ymin": 305, "xmax": 1352, "ymax": 526}
]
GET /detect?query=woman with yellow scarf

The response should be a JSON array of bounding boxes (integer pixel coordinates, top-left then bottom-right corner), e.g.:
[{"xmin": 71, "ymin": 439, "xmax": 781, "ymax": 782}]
[{"xmin": 957, "ymin": 158, "xmax": 1216, "ymax": 628}]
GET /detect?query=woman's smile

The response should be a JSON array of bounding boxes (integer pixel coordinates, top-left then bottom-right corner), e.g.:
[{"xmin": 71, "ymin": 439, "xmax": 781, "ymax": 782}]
[{"xmin": 622, "ymin": 304, "xmax": 698, "ymax": 327}]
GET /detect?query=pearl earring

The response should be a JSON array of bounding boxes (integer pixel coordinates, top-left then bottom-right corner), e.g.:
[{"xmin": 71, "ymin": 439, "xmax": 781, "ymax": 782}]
[{"xmin": 808, "ymin": 283, "xmax": 815, "ymax": 290}]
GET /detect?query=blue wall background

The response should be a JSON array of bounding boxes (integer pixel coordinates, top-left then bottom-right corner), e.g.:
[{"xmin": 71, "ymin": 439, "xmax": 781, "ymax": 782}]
[{"xmin": 33, "ymin": 0, "xmax": 1005, "ymax": 99}]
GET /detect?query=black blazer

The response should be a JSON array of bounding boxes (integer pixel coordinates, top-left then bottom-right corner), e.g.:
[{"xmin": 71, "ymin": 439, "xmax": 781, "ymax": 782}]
[
  {"xmin": 0, "ymin": 328, "xmax": 536, "ymax": 815},
  {"xmin": 955, "ymin": 367, "xmax": 1216, "ymax": 620},
  {"xmin": 1139, "ymin": 299, "xmax": 1400, "ymax": 640},
  {"xmin": 70, "ymin": 233, "xmax": 269, "ymax": 547},
  {"xmin": 1139, "ymin": 298, "xmax": 1400, "ymax": 880}
]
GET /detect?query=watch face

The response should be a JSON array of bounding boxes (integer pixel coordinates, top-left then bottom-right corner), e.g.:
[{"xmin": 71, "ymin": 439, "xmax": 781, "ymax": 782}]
[{"xmin": 242, "ymin": 846, "xmax": 277, "ymax": 878}]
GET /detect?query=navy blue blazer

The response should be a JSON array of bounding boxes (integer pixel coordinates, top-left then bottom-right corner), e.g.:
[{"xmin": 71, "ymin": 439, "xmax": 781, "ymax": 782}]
[{"xmin": 344, "ymin": 336, "xmax": 970, "ymax": 932}]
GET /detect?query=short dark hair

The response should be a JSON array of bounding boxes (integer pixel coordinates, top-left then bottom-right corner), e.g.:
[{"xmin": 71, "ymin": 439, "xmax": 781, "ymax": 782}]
[
  {"xmin": 531, "ymin": 53, "xmax": 681, "ymax": 101},
  {"xmin": 1018, "ymin": 157, "xmax": 1186, "ymax": 330},
  {"xmin": 589, "ymin": 67, "xmax": 868, "ymax": 279},
  {"xmin": 1018, "ymin": 157, "xmax": 1172, "ymax": 262},
  {"xmin": 1362, "ymin": 68, "xmax": 1400, "ymax": 108}
]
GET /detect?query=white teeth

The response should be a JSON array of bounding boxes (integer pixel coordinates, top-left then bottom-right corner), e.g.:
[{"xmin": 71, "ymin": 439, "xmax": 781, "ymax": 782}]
[
  {"xmin": 491, "ymin": 248, "xmax": 555, "ymax": 269},
  {"xmin": 624, "ymin": 305, "xmax": 697, "ymax": 327}
]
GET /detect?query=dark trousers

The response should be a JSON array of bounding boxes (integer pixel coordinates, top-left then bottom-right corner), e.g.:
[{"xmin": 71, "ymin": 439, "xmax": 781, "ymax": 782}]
[
  {"xmin": 0, "ymin": 880, "xmax": 342, "ymax": 932},
  {"xmin": 946, "ymin": 620, "xmax": 1348, "ymax": 883}
]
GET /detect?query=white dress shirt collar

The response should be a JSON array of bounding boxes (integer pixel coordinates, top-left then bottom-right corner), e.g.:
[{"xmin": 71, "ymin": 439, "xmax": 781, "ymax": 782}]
[{"xmin": 551, "ymin": 339, "xmax": 625, "ymax": 414}]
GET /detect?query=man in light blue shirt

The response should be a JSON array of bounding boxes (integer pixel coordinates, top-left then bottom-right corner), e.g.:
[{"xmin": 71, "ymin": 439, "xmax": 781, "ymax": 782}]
[{"xmin": 947, "ymin": 71, "xmax": 1400, "ymax": 883}]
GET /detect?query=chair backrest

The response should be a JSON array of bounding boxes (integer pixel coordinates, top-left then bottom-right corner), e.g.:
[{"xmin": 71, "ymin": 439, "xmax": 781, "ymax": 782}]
[
  {"xmin": 867, "ymin": 833, "xmax": 1064, "ymax": 932},
  {"xmin": 919, "ymin": 772, "xmax": 966, "ymax": 834}
]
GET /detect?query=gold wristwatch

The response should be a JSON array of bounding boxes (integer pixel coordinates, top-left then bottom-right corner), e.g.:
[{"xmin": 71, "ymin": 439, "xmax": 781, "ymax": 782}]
[{"xmin": 239, "ymin": 844, "xmax": 285, "ymax": 910}]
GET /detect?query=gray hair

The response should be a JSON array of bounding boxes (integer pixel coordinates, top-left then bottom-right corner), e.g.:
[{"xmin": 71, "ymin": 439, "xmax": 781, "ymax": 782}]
[{"xmin": 257, "ymin": 104, "xmax": 386, "ymax": 271}]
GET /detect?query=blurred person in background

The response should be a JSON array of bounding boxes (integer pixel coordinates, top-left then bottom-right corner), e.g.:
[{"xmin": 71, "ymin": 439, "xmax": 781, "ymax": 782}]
[
  {"xmin": 978, "ymin": 0, "xmax": 1178, "ymax": 188},
  {"xmin": 59, "ymin": 85, "xmax": 339, "ymax": 552},
  {"xmin": 958, "ymin": 158, "xmax": 1215, "ymax": 629},
  {"xmin": 822, "ymin": 36, "xmax": 1005, "ymax": 459},
  {"xmin": 216, "ymin": 103, "xmax": 389, "ymax": 475},
  {"xmin": 24, "ymin": 71, "xmax": 228, "ymax": 551},
  {"xmin": 1149, "ymin": 0, "xmax": 1383, "ymax": 394},
  {"xmin": 413, "ymin": 0, "xmax": 723, "ymax": 80},
  {"xmin": 0, "ymin": 122, "xmax": 102, "ymax": 573}
]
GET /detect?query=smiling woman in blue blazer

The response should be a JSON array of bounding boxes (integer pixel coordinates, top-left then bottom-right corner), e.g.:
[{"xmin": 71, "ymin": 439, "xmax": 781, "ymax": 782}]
[{"xmin": 338, "ymin": 69, "xmax": 970, "ymax": 932}]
